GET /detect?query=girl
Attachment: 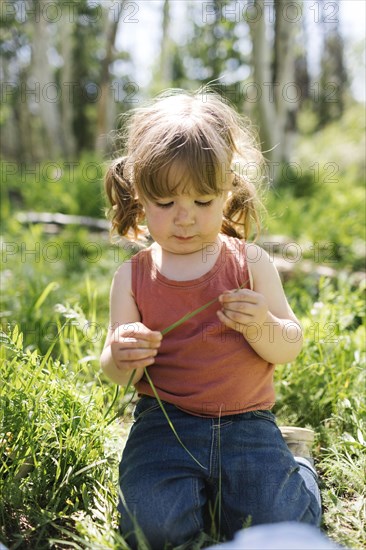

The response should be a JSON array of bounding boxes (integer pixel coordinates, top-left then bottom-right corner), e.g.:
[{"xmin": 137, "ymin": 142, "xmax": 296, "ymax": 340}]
[{"xmin": 100, "ymin": 89, "xmax": 321, "ymax": 549}]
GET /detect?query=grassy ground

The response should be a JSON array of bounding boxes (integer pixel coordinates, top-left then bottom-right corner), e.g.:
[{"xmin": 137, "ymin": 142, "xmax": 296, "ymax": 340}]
[{"xmin": 1, "ymin": 104, "xmax": 365, "ymax": 549}]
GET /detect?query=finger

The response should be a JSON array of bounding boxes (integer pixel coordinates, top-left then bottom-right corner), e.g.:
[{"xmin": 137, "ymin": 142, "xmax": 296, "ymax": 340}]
[
  {"xmin": 114, "ymin": 323, "xmax": 162, "ymax": 343},
  {"xmin": 221, "ymin": 309, "xmax": 253, "ymax": 325},
  {"xmin": 222, "ymin": 302, "xmax": 257, "ymax": 317},
  {"xmin": 113, "ymin": 337, "xmax": 161, "ymax": 350},
  {"xmin": 112, "ymin": 345, "xmax": 158, "ymax": 370},
  {"xmin": 217, "ymin": 309, "xmax": 243, "ymax": 332},
  {"xmin": 116, "ymin": 347, "xmax": 159, "ymax": 362},
  {"xmin": 219, "ymin": 290, "xmax": 258, "ymax": 304},
  {"xmin": 116, "ymin": 355, "xmax": 157, "ymax": 371}
]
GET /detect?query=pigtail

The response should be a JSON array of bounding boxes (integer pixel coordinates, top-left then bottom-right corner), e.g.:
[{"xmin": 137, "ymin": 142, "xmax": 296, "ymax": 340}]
[
  {"xmin": 104, "ymin": 156, "xmax": 145, "ymax": 238},
  {"xmin": 222, "ymin": 173, "xmax": 262, "ymax": 240}
]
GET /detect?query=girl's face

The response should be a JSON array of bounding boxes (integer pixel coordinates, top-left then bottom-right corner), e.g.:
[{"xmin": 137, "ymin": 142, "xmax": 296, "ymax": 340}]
[{"xmin": 140, "ymin": 162, "xmax": 231, "ymax": 256}]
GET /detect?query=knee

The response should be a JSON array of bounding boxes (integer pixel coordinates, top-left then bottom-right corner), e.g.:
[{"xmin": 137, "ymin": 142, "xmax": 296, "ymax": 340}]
[
  {"xmin": 119, "ymin": 501, "xmax": 200, "ymax": 550},
  {"xmin": 251, "ymin": 484, "xmax": 321, "ymax": 526}
]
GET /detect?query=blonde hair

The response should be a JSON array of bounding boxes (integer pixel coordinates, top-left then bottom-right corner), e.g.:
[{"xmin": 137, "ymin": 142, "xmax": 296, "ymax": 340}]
[{"xmin": 105, "ymin": 88, "xmax": 264, "ymax": 240}]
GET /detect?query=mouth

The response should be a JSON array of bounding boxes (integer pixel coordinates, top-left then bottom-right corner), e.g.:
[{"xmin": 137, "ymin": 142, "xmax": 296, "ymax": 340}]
[{"xmin": 174, "ymin": 236, "xmax": 195, "ymax": 241}]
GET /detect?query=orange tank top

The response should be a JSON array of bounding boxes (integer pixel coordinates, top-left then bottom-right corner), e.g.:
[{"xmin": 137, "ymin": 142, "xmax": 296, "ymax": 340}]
[{"xmin": 133, "ymin": 234, "xmax": 275, "ymax": 417}]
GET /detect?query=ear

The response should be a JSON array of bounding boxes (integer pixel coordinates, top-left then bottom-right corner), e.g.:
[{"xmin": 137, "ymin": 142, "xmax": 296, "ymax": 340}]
[
  {"xmin": 231, "ymin": 171, "xmax": 240, "ymax": 188},
  {"xmin": 136, "ymin": 193, "xmax": 146, "ymax": 208},
  {"xmin": 222, "ymin": 170, "xmax": 236, "ymax": 199}
]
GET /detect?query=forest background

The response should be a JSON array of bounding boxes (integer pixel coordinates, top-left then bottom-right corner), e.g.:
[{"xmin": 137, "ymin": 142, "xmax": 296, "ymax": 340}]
[{"xmin": 1, "ymin": 1, "xmax": 365, "ymax": 549}]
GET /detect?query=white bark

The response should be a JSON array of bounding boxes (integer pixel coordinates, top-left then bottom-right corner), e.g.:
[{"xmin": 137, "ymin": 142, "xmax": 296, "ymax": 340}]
[
  {"xmin": 248, "ymin": 0, "xmax": 280, "ymax": 167},
  {"xmin": 274, "ymin": 0, "xmax": 299, "ymax": 163},
  {"xmin": 59, "ymin": 13, "xmax": 76, "ymax": 158},
  {"xmin": 95, "ymin": 2, "xmax": 124, "ymax": 154},
  {"xmin": 31, "ymin": 0, "xmax": 63, "ymax": 158},
  {"xmin": 248, "ymin": 0, "xmax": 300, "ymax": 181},
  {"xmin": 159, "ymin": 0, "xmax": 173, "ymax": 86}
]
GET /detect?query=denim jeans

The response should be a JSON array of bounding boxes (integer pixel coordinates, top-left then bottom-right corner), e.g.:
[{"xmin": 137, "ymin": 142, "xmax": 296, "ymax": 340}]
[{"xmin": 118, "ymin": 396, "xmax": 321, "ymax": 550}]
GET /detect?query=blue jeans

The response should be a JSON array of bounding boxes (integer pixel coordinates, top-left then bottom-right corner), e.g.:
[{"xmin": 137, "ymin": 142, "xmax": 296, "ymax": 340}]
[{"xmin": 118, "ymin": 396, "xmax": 321, "ymax": 550}]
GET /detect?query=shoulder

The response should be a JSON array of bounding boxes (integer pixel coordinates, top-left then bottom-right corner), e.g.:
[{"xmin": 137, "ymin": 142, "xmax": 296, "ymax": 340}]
[
  {"xmin": 245, "ymin": 242, "xmax": 270, "ymax": 264},
  {"xmin": 112, "ymin": 260, "xmax": 132, "ymax": 294},
  {"xmin": 220, "ymin": 235, "xmax": 258, "ymax": 290},
  {"xmin": 220, "ymin": 233, "xmax": 246, "ymax": 257},
  {"xmin": 244, "ymin": 243, "xmax": 282, "ymax": 291},
  {"xmin": 109, "ymin": 258, "xmax": 141, "ymax": 325},
  {"xmin": 220, "ymin": 235, "xmax": 271, "ymax": 266},
  {"xmin": 114, "ymin": 246, "xmax": 150, "ymax": 279}
]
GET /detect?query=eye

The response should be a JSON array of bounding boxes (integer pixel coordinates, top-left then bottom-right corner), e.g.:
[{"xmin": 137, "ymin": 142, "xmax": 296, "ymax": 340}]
[
  {"xmin": 195, "ymin": 200, "xmax": 213, "ymax": 207},
  {"xmin": 156, "ymin": 201, "xmax": 174, "ymax": 209}
]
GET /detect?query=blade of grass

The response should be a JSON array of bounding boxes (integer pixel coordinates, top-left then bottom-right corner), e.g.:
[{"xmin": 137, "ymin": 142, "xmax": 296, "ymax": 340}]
[
  {"xmin": 161, "ymin": 296, "xmax": 219, "ymax": 335},
  {"xmin": 143, "ymin": 367, "xmax": 206, "ymax": 469},
  {"xmin": 31, "ymin": 281, "xmax": 59, "ymax": 313},
  {"xmin": 161, "ymin": 278, "xmax": 249, "ymax": 336},
  {"xmin": 103, "ymin": 384, "xmax": 119, "ymax": 421},
  {"xmin": 106, "ymin": 370, "xmax": 136, "ymax": 426}
]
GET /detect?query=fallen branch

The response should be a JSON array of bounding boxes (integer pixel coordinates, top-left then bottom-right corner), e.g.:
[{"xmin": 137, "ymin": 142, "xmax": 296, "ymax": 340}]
[
  {"xmin": 16, "ymin": 211, "xmax": 109, "ymax": 231},
  {"xmin": 14, "ymin": 212, "xmax": 365, "ymax": 283}
]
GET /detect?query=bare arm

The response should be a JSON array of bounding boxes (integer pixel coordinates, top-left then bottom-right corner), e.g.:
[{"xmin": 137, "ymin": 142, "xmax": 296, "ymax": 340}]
[
  {"xmin": 217, "ymin": 243, "xmax": 303, "ymax": 364},
  {"xmin": 100, "ymin": 260, "xmax": 162, "ymax": 386}
]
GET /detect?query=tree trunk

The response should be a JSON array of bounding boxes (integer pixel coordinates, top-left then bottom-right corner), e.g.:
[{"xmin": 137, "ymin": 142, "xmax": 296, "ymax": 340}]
[
  {"xmin": 248, "ymin": 0, "xmax": 280, "ymax": 175},
  {"xmin": 59, "ymin": 12, "xmax": 77, "ymax": 159},
  {"xmin": 317, "ymin": 0, "xmax": 347, "ymax": 126},
  {"xmin": 95, "ymin": 2, "xmax": 124, "ymax": 154},
  {"xmin": 31, "ymin": 0, "xmax": 64, "ymax": 159},
  {"xmin": 159, "ymin": 0, "xmax": 173, "ymax": 86},
  {"xmin": 274, "ymin": 0, "xmax": 299, "ymax": 163},
  {"xmin": 0, "ymin": 57, "xmax": 21, "ymax": 159},
  {"xmin": 248, "ymin": 0, "xmax": 300, "ymax": 182}
]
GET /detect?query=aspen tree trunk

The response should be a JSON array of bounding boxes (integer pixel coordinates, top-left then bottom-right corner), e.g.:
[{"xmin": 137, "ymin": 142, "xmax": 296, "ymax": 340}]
[
  {"xmin": 18, "ymin": 67, "xmax": 41, "ymax": 161},
  {"xmin": 59, "ymin": 12, "xmax": 76, "ymax": 159},
  {"xmin": 248, "ymin": 0, "xmax": 300, "ymax": 183},
  {"xmin": 274, "ymin": 0, "xmax": 299, "ymax": 164},
  {"xmin": 95, "ymin": 2, "xmax": 124, "ymax": 154},
  {"xmin": 317, "ymin": 0, "xmax": 347, "ymax": 125},
  {"xmin": 0, "ymin": 57, "xmax": 21, "ymax": 159},
  {"xmin": 159, "ymin": 0, "xmax": 173, "ymax": 86},
  {"xmin": 248, "ymin": 0, "xmax": 280, "ymax": 173},
  {"xmin": 31, "ymin": 0, "xmax": 63, "ymax": 159}
]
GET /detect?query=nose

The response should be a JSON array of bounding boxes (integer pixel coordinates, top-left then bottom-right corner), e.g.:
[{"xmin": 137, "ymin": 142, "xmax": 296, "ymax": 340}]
[{"xmin": 174, "ymin": 205, "xmax": 194, "ymax": 226}]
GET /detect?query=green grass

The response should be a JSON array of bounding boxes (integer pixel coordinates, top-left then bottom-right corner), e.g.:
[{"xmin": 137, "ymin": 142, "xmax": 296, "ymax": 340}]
[
  {"xmin": 0, "ymin": 326, "xmax": 129, "ymax": 549},
  {"xmin": 1, "ymin": 153, "xmax": 107, "ymax": 222},
  {"xmin": 263, "ymin": 102, "xmax": 365, "ymax": 271}
]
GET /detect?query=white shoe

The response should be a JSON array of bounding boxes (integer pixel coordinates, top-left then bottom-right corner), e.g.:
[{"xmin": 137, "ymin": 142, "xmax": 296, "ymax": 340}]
[{"xmin": 279, "ymin": 426, "xmax": 315, "ymax": 465}]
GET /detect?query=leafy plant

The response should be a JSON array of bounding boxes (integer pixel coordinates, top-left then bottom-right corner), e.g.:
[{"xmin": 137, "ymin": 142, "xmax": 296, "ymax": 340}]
[{"xmin": 0, "ymin": 326, "xmax": 123, "ymax": 549}]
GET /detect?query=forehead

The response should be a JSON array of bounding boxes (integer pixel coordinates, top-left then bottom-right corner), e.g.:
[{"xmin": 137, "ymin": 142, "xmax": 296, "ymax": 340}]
[
  {"xmin": 154, "ymin": 158, "xmax": 230, "ymax": 197},
  {"xmin": 158, "ymin": 161, "xmax": 194, "ymax": 193}
]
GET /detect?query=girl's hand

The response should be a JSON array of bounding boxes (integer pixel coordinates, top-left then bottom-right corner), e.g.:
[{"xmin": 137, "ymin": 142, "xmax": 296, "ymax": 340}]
[
  {"xmin": 110, "ymin": 322, "xmax": 162, "ymax": 371},
  {"xmin": 217, "ymin": 289, "xmax": 269, "ymax": 334}
]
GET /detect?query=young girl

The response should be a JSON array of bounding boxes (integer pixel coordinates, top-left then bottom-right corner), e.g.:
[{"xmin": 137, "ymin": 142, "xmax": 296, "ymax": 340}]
[{"xmin": 100, "ymin": 89, "xmax": 321, "ymax": 549}]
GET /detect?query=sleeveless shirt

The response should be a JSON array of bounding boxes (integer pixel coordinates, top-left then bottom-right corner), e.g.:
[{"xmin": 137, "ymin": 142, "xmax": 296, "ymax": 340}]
[{"xmin": 132, "ymin": 234, "xmax": 275, "ymax": 417}]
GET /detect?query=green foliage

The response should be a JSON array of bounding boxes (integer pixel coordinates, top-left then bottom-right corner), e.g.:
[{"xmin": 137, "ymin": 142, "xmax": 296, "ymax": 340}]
[
  {"xmin": 274, "ymin": 277, "xmax": 366, "ymax": 549},
  {"xmin": 265, "ymin": 104, "xmax": 365, "ymax": 271},
  {"xmin": 0, "ymin": 326, "xmax": 125, "ymax": 549},
  {"xmin": 1, "ymin": 154, "xmax": 107, "ymax": 221},
  {"xmin": 274, "ymin": 276, "xmax": 365, "ymax": 426},
  {"xmin": 319, "ymin": 397, "xmax": 366, "ymax": 549},
  {"xmin": 0, "ymin": 221, "xmax": 123, "ymax": 357},
  {"xmin": 175, "ymin": 1, "xmax": 249, "ymax": 110}
]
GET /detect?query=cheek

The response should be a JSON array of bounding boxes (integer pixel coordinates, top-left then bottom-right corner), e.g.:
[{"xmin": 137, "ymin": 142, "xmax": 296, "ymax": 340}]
[
  {"xmin": 205, "ymin": 206, "xmax": 224, "ymax": 227},
  {"xmin": 145, "ymin": 209, "xmax": 169, "ymax": 233}
]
